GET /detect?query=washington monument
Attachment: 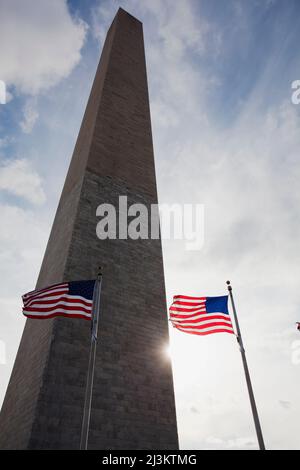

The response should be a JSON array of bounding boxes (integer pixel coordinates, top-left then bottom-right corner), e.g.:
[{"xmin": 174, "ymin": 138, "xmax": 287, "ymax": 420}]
[{"xmin": 0, "ymin": 8, "xmax": 178, "ymax": 449}]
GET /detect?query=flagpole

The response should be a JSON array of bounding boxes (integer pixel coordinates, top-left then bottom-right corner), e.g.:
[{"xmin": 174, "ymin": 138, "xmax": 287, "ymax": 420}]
[
  {"xmin": 80, "ymin": 267, "xmax": 102, "ymax": 450},
  {"xmin": 226, "ymin": 280, "xmax": 265, "ymax": 451}
]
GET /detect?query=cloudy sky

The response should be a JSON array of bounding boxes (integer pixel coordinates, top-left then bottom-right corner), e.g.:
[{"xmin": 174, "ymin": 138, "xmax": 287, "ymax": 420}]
[{"xmin": 1, "ymin": 0, "xmax": 300, "ymax": 450}]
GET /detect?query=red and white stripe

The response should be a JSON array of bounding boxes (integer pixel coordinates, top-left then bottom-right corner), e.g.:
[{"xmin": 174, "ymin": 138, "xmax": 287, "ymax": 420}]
[
  {"xmin": 22, "ymin": 282, "xmax": 93, "ymax": 320},
  {"xmin": 169, "ymin": 295, "xmax": 235, "ymax": 336}
]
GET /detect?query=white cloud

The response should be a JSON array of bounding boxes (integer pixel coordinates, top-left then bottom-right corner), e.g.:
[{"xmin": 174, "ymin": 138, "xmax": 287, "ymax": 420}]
[
  {"xmin": 0, "ymin": 159, "xmax": 46, "ymax": 205},
  {"xmin": 144, "ymin": 0, "xmax": 210, "ymax": 58},
  {"xmin": 20, "ymin": 99, "xmax": 39, "ymax": 133},
  {"xmin": 0, "ymin": 204, "xmax": 47, "ymax": 273},
  {"xmin": 0, "ymin": 0, "xmax": 87, "ymax": 95},
  {"xmin": 0, "ymin": 136, "xmax": 14, "ymax": 149},
  {"xmin": 0, "ymin": 203, "xmax": 48, "ymax": 405}
]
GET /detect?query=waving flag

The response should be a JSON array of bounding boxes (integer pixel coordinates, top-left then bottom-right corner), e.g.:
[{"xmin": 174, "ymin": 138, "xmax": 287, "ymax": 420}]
[
  {"xmin": 22, "ymin": 280, "xmax": 95, "ymax": 320},
  {"xmin": 169, "ymin": 295, "xmax": 235, "ymax": 336}
]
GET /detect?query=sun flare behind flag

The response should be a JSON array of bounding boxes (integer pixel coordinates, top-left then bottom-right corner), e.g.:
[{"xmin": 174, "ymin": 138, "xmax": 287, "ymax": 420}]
[
  {"xmin": 22, "ymin": 280, "xmax": 96, "ymax": 320},
  {"xmin": 169, "ymin": 295, "xmax": 235, "ymax": 336}
]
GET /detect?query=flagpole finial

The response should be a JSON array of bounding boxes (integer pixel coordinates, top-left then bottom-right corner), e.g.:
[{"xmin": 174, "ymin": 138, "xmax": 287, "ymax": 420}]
[
  {"xmin": 226, "ymin": 280, "xmax": 232, "ymax": 291},
  {"xmin": 97, "ymin": 266, "xmax": 103, "ymax": 279}
]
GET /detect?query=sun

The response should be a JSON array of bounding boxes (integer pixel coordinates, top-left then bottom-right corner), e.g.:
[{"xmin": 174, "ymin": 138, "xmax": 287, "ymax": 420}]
[{"xmin": 164, "ymin": 344, "xmax": 172, "ymax": 359}]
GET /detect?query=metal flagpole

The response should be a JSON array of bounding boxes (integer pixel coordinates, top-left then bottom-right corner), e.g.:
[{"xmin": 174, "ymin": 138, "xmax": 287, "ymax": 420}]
[
  {"xmin": 80, "ymin": 267, "xmax": 102, "ymax": 450},
  {"xmin": 226, "ymin": 280, "xmax": 265, "ymax": 451}
]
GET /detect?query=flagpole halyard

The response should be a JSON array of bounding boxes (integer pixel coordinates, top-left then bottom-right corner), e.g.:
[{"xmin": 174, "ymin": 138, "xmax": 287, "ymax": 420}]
[
  {"xmin": 226, "ymin": 280, "xmax": 265, "ymax": 451},
  {"xmin": 80, "ymin": 267, "xmax": 103, "ymax": 450}
]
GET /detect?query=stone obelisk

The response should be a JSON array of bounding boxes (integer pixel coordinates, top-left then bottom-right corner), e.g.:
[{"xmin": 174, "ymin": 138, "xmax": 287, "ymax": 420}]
[{"xmin": 0, "ymin": 9, "xmax": 178, "ymax": 449}]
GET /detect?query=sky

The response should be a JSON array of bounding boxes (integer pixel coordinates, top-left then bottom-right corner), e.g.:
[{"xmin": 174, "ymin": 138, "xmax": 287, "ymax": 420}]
[{"xmin": 1, "ymin": 0, "xmax": 300, "ymax": 450}]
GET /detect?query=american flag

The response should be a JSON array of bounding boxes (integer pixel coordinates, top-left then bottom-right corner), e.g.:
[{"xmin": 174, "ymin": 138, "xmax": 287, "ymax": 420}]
[
  {"xmin": 169, "ymin": 295, "xmax": 235, "ymax": 336},
  {"xmin": 22, "ymin": 280, "xmax": 96, "ymax": 320}
]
